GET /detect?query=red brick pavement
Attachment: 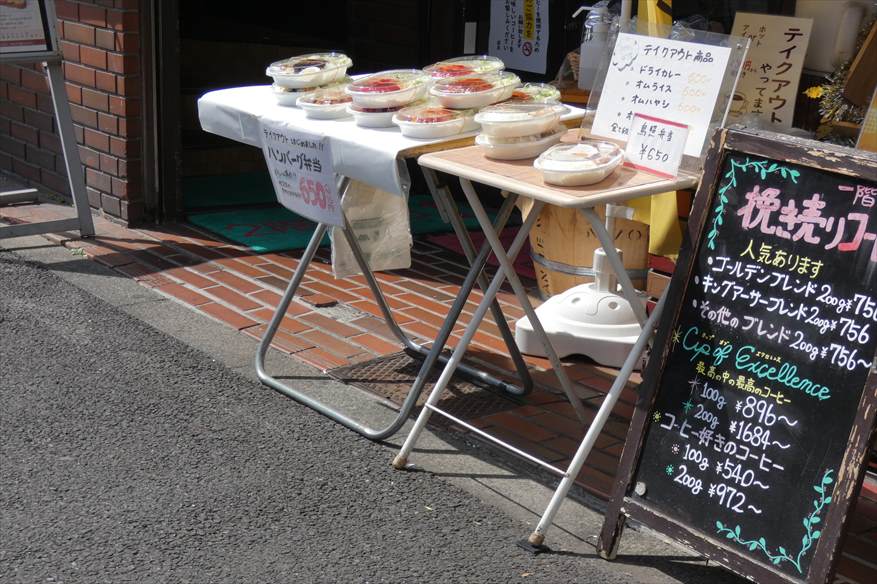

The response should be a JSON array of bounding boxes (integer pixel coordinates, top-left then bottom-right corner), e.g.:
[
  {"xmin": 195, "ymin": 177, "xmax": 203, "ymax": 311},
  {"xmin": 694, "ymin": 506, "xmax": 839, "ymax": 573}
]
[{"xmin": 3, "ymin": 202, "xmax": 876, "ymax": 584}]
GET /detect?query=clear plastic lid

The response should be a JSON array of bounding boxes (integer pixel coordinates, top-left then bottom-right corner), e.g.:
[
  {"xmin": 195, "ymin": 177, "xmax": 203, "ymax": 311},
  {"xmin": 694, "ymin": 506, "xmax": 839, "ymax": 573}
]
[
  {"xmin": 297, "ymin": 88, "xmax": 352, "ymax": 106},
  {"xmin": 474, "ymin": 103, "xmax": 560, "ymax": 125},
  {"xmin": 394, "ymin": 104, "xmax": 462, "ymax": 124},
  {"xmin": 534, "ymin": 141, "xmax": 624, "ymax": 172},
  {"xmin": 266, "ymin": 52, "xmax": 352, "ymax": 77},
  {"xmin": 431, "ymin": 71, "xmax": 520, "ymax": 95},
  {"xmin": 506, "ymin": 83, "xmax": 561, "ymax": 103},
  {"xmin": 346, "ymin": 69, "xmax": 428, "ymax": 95},
  {"xmin": 423, "ymin": 55, "xmax": 504, "ymax": 79}
]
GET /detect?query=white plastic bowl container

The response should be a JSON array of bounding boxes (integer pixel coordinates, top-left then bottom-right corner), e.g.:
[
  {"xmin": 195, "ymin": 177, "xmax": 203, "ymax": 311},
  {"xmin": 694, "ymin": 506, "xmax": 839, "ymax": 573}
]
[
  {"xmin": 297, "ymin": 89, "xmax": 353, "ymax": 120},
  {"xmin": 430, "ymin": 71, "xmax": 520, "ymax": 109},
  {"xmin": 392, "ymin": 104, "xmax": 465, "ymax": 138},
  {"xmin": 272, "ymin": 83, "xmax": 318, "ymax": 107},
  {"xmin": 534, "ymin": 141, "xmax": 624, "ymax": 186},
  {"xmin": 345, "ymin": 69, "xmax": 429, "ymax": 109},
  {"xmin": 266, "ymin": 52, "xmax": 352, "ymax": 89},
  {"xmin": 348, "ymin": 104, "xmax": 403, "ymax": 128},
  {"xmin": 474, "ymin": 103, "xmax": 561, "ymax": 139},
  {"xmin": 475, "ymin": 125, "xmax": 565, "ymax": 160}
]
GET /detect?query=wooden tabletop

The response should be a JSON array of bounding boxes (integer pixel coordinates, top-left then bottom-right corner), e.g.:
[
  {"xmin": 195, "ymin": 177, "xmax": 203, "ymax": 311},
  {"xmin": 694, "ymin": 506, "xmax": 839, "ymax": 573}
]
[{"xmin": 418, "ymin": 129, "xmax": 700, "ymax": 208}]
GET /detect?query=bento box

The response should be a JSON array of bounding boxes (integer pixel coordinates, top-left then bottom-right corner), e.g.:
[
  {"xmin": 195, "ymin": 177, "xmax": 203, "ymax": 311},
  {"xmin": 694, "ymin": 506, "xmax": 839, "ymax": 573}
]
[
  {"xmin": 392, "ymin": 104, "xmax": 466, "ymax": 138},
  {"xmin": 475, "ymin": 125, "xmax": 565, "ymax": 160},
  {"xmin": 430, "ymin": 71, "xmax": 520, "ymax": 109},
  {"xmin": 345, "ymin": 70, "xmax": 429, "ymax": 109},
  {"xmin": 266, "ymin": 52, "xmax": 352, "ymax": 89},
  {"xmin": 533, "ymin": 141, "xmax": 624, "ymax": 186},
  {"xmin": 474, "ymin": 103, "xmax": 561, "ymax": 139}
]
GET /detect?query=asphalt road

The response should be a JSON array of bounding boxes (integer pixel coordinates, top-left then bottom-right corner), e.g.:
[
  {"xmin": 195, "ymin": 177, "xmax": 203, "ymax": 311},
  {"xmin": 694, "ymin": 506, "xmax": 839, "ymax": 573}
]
[{"xmin": 0, "ymin": 249, "xmax": 704, "ymax": 584}]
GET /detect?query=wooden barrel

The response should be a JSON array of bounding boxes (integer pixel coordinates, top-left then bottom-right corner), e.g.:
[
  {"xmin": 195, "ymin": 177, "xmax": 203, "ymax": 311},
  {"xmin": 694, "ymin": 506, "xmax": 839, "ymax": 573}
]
[{"xmin": 528, "ymin": 204, "xmax": 649, "ymax": 299}]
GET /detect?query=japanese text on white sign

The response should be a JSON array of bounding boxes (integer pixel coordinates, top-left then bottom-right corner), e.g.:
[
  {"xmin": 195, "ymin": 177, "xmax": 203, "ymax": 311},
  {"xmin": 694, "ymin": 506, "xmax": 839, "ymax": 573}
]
[
  {"xmin": 625, "ymin": 113, "xmax": 689, "ymax": 178},
  {"xmin": 488, "ymin": 0, "xmax": 549, "ymax": 74},
  {"xmin": 592, "ymin": 33, "xmax": 732, "ymax": 157},
  {"xmin": 0, "ymin": 0, "xmax": 50, "ymax": 57},
  {"xmin": 730, "ymin": 13, "xmax": 812, "ymax": 129},
  {"xmin": 260, "ymin": 120, "xmax": 343, "ymax": 227}
]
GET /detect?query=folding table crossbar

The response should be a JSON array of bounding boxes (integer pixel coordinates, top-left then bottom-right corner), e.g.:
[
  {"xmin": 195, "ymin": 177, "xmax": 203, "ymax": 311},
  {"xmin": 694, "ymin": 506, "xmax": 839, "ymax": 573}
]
[
  {"xmin": 255, "ymin": 177, "xmax": 536, "ymax": 441},
  {"xmin": 394, "ymin": 139, "xmax": 699, "ymax": 548}
]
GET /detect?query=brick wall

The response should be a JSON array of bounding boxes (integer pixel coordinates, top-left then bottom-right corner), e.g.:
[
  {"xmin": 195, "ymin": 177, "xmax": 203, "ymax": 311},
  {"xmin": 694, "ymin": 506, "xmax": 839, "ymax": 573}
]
[{"xmin": 0, "ymin": 0, "xmax": 144, "ymax": 224}]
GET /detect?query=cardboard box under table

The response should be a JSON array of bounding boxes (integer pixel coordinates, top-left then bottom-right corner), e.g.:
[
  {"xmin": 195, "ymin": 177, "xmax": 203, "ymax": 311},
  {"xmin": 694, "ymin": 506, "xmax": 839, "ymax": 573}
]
[
  {"xmin": 394, "ymin": 129, "xmax": 699, "ymax": 549},
  {"xmin": 197, "ymin": 85, "xmax": 585, "ymax": 440}
]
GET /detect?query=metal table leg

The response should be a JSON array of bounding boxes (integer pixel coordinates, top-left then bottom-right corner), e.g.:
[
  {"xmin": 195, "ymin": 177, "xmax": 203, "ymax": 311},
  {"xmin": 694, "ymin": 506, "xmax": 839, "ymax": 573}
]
[
  {"xmin": 525, "ymin": 288, "xmax": 667, "ymax": 547},
  {"xmin": 393, "ymin": 196, "xmax": 546, "ymax": 468},
  {"xmin": 421, "ymin": 167, "xmax": 533, "ymax": 395},
  {"xmin": 256, "ymin": 179, "xmax": 528, "ymax": 440}
]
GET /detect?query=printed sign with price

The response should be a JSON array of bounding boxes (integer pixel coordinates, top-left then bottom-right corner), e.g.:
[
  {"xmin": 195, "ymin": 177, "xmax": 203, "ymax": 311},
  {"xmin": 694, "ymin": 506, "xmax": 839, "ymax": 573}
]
[{"xmin": 259, "ymin": 118, "xmax": 343, "ymax": 227}]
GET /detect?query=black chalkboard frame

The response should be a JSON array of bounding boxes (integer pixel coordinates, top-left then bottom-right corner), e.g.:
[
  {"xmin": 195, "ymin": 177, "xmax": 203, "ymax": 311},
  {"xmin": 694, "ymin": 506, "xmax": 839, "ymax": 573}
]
[{"xmin": 597, "ymin": 127, "xmax": 877, "ymax": 584}]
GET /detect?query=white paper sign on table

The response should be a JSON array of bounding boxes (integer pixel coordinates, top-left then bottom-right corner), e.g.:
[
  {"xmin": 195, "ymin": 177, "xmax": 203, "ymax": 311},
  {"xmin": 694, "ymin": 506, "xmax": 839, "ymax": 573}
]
[
  {"xmin": 259, "ymin": 119, "xmax": 343, "ymax": 227},
  {"xmin": 729, "ymin": 12, "xmax": 812, "ymax": 129},
  {"xmin": 591, "ymin": 33, "xmax": 732, "ymax": 157},
  {"xmin": 488, "ymin": 0, "xmax": 549, "ymax": 74},
  {"xmin": 624, "ymin": 113, "xmax": 689, "ymax": 179}
]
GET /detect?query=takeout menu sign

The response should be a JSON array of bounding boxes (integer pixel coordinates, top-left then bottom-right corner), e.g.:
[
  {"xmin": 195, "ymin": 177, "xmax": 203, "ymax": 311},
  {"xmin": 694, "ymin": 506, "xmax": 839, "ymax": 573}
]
[
  {"xmin": 592, "ymin": 33, "xmax": 732, "ymax": 157},
  {"xmin": 632, "ymin": 154, "xmax": 877, "ymax": 579},
  {"xmin": 259, "ymin": 120, "xmax": 343, "ymax": 227}
]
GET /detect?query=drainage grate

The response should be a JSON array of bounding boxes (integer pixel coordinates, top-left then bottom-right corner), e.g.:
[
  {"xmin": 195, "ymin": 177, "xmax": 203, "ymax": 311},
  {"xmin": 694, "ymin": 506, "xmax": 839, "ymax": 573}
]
[{"xmin": 326, "ymin": 351, "xmax": 523, "ymax": 423}]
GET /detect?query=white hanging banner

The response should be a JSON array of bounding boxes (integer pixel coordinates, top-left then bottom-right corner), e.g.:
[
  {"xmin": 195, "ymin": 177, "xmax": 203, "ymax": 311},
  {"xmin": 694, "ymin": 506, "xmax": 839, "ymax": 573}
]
[
  {"xmin": 259, "ymin": 119, "xmax": 343, "ymax": 227},
  {"xmin": 592, "ymin": 33, "xmax": 732, "ymax": 157},
  {"xmin": 488, "ymin": 0, "xmax": 549, "ymax": 74}
]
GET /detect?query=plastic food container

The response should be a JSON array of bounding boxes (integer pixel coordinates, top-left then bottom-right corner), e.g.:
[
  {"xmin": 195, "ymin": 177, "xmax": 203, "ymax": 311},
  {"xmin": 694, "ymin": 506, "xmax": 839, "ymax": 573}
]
[
  {"xmin": 348, "ymin": 103, "xmax": 404, "ymax": 128},
  {"xmin": 423, "ymin": 55, "xmax": 504, "ymax": 80},
  {"xmin": 266, "ymin": 52, "xmax": 352, "ymax": 89},
  {"xmin": 392, "ymin": 104, "xmax": 465, "ymax": 138},
  {"xmin": 297, "ymin": 88, "xmax": 353, "ymax": 119},
  {"xmin": 534, "ymin": 141, "xmax": 624, "ymax": 186},
  {"xmin": 475, "ymin": 125, "xmax": 566, "ymax": 160},
  {"xmin": 506, "ymin": 82, "xmax": 561, "ymax": 103},
  {"xmin": 430, "ymin": 71, "xmax": 520, "ymax": 109},
  {"xmin": 474, "ymin": 103, "xmax": 561, "ymax": 139},
  {"xmin": 345, "ymin": 69, "xmax": 429, "ymax": 108},
  {"xmin": 272, "ymin": 83, "xmax": 318, "ymax": 107}
]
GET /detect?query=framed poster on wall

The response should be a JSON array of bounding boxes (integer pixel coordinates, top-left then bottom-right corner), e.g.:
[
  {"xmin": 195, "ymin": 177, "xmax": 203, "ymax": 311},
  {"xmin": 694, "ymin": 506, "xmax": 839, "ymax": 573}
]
[{"xmin": 0, "ymin": 0, "xmax": 59, "ymax": 63}]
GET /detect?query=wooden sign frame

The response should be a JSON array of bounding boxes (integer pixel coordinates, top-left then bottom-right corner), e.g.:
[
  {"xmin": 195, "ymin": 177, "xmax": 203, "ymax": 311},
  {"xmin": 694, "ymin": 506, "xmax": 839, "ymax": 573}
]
[
  {"xmin": 0, "ymin": 0, "xmax": 60, "ymax": 64},
  {"xmin": 598, "ymin": 127, "xmax": 877, "ymax": 584}
]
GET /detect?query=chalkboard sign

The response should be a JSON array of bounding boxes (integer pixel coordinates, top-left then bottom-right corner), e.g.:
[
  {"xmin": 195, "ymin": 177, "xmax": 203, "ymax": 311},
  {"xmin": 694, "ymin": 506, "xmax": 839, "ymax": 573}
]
[{"xmin": 599, "ymin": 128, "xmax": 877, "ymax": 584}]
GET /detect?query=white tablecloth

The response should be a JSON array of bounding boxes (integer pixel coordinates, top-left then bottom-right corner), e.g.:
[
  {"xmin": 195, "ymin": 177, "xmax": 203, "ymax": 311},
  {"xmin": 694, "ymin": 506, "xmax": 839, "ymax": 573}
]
[{"xmin": 197, "ymin": 85, "xmax": 584, "ymax": 197}]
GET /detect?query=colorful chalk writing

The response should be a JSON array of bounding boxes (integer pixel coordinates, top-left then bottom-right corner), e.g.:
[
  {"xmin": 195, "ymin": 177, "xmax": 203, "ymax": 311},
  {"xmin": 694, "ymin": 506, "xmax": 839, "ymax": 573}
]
[{"xmin": 630, "ymin": 152, "xmax": 877, "ymax": 579}]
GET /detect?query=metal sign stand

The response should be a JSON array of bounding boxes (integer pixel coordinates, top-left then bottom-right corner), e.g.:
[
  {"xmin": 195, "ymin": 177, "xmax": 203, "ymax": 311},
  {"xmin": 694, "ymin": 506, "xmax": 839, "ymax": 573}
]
[{"xmin": 1, "ymin": 1, "xmax": 94, "ymax": 239}]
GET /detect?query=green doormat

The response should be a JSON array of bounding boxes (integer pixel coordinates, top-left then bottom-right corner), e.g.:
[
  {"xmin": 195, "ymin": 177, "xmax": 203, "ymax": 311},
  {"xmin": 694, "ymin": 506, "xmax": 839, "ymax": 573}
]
[
  {"xmin": 186, "ymin": 195, "xmax": 514, "ymax": 254},
  {"xmin": 182, "ymin": 173, "xmax": 277, "ymax": 210}
]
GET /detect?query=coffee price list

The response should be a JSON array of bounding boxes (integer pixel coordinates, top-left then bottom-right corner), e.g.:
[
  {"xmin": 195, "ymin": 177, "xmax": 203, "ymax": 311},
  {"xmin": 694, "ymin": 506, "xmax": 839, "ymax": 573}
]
[{"xmin": 630, "ymin": 151, "xmax": 877, "ymax": 579}]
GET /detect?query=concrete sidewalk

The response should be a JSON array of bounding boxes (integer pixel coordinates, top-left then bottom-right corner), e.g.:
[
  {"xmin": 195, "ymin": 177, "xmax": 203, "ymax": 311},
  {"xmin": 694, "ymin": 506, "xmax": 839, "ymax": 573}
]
[{"xmin": 0, "ymin": 232, "xmax": 748, "ymax": 583}]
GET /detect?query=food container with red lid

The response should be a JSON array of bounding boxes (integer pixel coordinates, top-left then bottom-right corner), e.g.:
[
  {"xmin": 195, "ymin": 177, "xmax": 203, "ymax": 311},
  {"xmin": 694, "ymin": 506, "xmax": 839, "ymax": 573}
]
[
  {"xmin": 392, "ymin": 104, "xmax": 465, "ymax": 138},
  {"xmin": 297, "ymin": 88, "xmax": 353, "ymax": 119},
  {"xmin": 345, "ymin": 70, "xmax": 429, "ymax": 108},
  {"xmin": 505, "ymin": 82, "xmax": 562, "ymax": 104},
  {"xmin": 533, "ymin": 141, "xmax": 624, "ymax": 186},
  {"xmin": 423, "ymin": 55, "xmax": 504, "ymax": 80},
  {"xmin": 266, "ymin": 52, "xmax": 352, "ymax": 89},
  {"xmin": 474, "ymin": 103, "xmax": 561, "ymax": 139},
  {"xmin": 347, "ymin": 103, "xmax": 405, "ymax": 128},
  {"xmin": 430, "ymin": 71, "xmax": 520, "ymax": 109},
  {"xmin": 475, "ymin": 125, "xmax": 566, "ymax": 160}
]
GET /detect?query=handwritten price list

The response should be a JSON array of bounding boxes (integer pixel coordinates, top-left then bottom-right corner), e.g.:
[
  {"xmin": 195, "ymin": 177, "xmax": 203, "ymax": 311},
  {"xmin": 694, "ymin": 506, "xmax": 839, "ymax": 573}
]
[
  {"xmin": 632, "ymin": 153, "xmax": 877, "ymax": 578},
  {"xmin": 591, "ymin": 33, "xmax": 732, "ymax": 157}
]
